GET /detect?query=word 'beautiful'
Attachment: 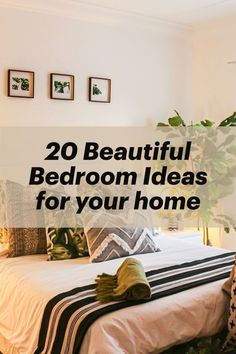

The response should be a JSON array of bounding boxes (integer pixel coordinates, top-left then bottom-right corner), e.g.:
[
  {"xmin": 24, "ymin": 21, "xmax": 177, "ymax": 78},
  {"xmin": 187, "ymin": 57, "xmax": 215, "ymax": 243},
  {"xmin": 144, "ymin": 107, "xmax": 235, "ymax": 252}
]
[{"xmin": 83, "ymin": 141, "xmax": 192, "ymax": 161}]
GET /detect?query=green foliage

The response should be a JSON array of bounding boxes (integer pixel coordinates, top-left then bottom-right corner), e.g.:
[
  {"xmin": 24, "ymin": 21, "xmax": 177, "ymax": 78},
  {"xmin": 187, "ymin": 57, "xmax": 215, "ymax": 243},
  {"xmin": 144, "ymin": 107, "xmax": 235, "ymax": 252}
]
[
  {"xmin": 157, "ymin": 122, "xmax": 169, "ymax": 127},
  {"xmin": 156, "ymin": 111, "xmax": 236, "ymax": 233},
  {"xmin": 200, "ymin": 120, "xmax": 215, "ymax": 127},
  {"xmin": 163, "ymin": 331, "xmax": 227, "ymax": 354},
  {"xmin": 93, "ymin": 84, "xmax": 102, "ymax": 96},
  {"xmin": 157, "ymin": 111, "xmax": 186, "ymax": 127},
  {"xmin": 219, "ymin": 112, "xmax": 236, "ymax": 127},
  {"xmin": 12, "ymin": 77, "xmax": 29, "ymax": 91},
  {"xmin": 12, "ymin": 77, "xmax": 21, "ymax": 83},
  {"xmin": 157, "ymin": 111, "xmax": 236, "ymax": 128},
  {"xmin": 54, "ymin": 81, "xmax": 70, "ymax": 94},
  {"xmin": 20, "ymin": 78, "xmax": 29, "ymax": 91}
]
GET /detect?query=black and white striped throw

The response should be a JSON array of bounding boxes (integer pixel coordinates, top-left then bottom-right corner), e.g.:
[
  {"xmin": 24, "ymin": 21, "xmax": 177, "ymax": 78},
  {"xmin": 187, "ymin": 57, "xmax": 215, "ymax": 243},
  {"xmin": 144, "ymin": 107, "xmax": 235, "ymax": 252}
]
[{"xmin": 34, "ymin": 252, "xmax": 235, "ymax": 354}]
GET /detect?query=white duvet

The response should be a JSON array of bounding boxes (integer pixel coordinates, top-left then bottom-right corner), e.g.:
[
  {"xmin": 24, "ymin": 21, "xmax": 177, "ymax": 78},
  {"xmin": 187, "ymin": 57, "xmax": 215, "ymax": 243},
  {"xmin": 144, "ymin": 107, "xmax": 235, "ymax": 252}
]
[{"xmin": 0, "ymin": 235, "xmax": 231, "ymax": 354}]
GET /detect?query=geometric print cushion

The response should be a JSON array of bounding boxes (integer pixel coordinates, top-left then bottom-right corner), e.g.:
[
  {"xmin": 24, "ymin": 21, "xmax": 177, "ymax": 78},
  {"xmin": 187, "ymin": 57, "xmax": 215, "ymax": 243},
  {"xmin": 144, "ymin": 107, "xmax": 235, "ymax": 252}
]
[
  {"xmin": 223, "ymin": 265, "xmax": 235, "ymax": 296},
  {"xmin": 85, "ymin": 226, "xmax": 160, "ymax": 263},
  {"xmin": 46, "ymin": 227, "xmax": 89, "ymax": 261},
  {"xmin": 222, "ymin": 265, "xmax": 236, "ymax": 352}
]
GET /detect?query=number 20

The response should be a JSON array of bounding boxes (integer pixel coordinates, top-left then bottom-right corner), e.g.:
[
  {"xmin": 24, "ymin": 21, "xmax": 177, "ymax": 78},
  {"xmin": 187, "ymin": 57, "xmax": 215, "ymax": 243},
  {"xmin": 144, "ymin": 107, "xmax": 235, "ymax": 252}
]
[{"xmin": 45, "ymin": 142, "xmax": 78, "ymax": 160}]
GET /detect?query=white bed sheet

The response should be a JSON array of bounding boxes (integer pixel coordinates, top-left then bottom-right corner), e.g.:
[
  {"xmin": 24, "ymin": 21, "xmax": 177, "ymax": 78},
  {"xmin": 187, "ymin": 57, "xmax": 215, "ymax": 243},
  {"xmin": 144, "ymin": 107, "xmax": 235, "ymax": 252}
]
[{"xmin": 0, "ymin": 235, "xmax": 231, "ymax": 354}]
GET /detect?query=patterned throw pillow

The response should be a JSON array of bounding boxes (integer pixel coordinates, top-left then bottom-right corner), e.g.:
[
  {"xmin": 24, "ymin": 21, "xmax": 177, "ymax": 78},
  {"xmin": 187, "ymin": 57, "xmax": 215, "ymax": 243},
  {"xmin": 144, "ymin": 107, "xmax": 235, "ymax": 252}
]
[
  {"xmin": 0, "ymin": 180, "xmax": 46, "ymax": 256},
  {"xmin": 0, "ymin": 181, "xmax": 10, "ymax": 246},
  {"xmin": 0, "ymin": 228, "xmax": 9, "ymax": 244},
  {"xmin": 222, "ymin": 265, "xmax": 236, "ymax": 352},
  {"xmin": 47, "ymin": 227, "xmax": 89, "ymax": 261},
  {"xmin": 85, "ymin": 226, "xmax": 160, "ymax": 263},
  {"xmin": 8, "ymin": 228, "xmax": 47, "ymax": 257},
  {"xmin": 223, "ymin": 265, "xmax": 235, "ymax": 296}
]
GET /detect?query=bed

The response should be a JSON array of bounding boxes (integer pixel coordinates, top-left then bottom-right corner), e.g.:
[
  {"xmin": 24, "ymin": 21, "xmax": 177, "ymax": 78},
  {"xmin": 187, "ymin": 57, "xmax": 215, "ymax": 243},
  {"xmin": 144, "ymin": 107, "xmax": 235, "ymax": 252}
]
[{"xmin": 0, "ymin": 234, "xmax": 232, "ymax": 354}]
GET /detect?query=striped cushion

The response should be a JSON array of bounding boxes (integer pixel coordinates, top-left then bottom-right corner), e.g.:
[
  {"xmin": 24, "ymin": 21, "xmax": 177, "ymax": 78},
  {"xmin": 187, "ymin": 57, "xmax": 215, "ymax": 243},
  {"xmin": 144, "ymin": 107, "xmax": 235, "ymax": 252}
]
[{"xmin": 85, "ymin": 226, "xmax": 159, "ymax": 262}]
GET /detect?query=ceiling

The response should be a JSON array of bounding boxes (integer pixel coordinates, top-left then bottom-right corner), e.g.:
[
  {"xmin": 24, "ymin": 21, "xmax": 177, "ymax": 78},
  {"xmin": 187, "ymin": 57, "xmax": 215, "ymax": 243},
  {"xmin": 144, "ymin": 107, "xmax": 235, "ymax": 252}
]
[{"xmin": 75, "ymin": 0, "xmax": 236, "ymax": 25}]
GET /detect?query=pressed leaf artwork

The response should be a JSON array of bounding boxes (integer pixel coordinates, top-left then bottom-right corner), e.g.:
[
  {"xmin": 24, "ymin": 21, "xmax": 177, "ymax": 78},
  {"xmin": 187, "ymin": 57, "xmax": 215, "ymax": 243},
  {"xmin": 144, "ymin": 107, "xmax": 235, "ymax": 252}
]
[
  {"xmin": 93, "ymin": 84, "xmax": 102, "ymax": 96},
  {"xmin": 8, "ymin": 70, "xmax": 34, "ymax": 98},
  {"xmin": 89, "ymin": 77, "xmax": 111, "ymax": 103},
  {"xmin": 50, "ymin": 74, "xmax": 74, "ymax": 100},
  {"xmin": 54, "ymin": 81, "xmax": 70, "ymax": 94},
  {"xmin": 12, "ymin": 77, "xmax": 29, "ymax": 91}
]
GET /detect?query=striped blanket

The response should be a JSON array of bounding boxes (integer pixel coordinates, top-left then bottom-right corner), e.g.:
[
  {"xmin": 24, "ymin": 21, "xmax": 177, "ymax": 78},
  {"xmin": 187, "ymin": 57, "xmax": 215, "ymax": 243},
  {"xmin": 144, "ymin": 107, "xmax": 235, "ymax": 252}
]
[{"xmin": 35, "ymin": 252, "xmax": 235, "ymax": 354}]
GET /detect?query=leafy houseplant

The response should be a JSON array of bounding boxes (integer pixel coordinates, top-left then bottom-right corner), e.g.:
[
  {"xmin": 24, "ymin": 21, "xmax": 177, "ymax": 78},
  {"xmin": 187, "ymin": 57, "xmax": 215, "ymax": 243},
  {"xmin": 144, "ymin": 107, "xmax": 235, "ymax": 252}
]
[
  {"xmin": 163, "ymin": 330, "xmax": 227, "ymax": 354},
  {"xmin": 157, "ymin": 111, "xmax": 236, "ymax": 128},
  {"xmin": 157, "ymin": 111, "xmax": 236, "ymax": 240}
]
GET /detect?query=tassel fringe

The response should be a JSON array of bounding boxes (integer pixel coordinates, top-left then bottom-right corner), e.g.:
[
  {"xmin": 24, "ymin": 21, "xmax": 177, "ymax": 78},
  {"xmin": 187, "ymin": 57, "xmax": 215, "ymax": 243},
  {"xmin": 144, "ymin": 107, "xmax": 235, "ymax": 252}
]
[{"xmin": 96, "ymin": 273, "xmax": 117, "ymax": 303}]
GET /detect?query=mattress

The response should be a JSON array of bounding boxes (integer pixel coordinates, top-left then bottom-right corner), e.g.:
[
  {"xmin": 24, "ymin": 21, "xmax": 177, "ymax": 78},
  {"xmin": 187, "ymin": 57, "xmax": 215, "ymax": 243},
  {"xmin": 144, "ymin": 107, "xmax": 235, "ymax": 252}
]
[{"xmin": 0, "ymin": 235, "xmax": 231, "ymax": 354}]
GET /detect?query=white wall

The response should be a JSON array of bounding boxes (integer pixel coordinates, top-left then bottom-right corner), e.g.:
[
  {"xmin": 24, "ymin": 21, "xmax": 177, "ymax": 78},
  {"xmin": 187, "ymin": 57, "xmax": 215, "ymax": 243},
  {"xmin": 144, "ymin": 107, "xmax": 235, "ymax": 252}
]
[
  {"xmin": 193, "ymin": 17, "xmax": 236, "ymax": 123},
  {"xmin": 0, "ymin": 3, "xmax": 235, "ymax": 249},
  {"xmin": 0, "ymin": 5, "xmax": 193, "ymax": 126},
  {"xmin": 192, "ymin": 18, "xmax": 236, "ymax": 249},
  {"xmin": 207, "ymin": 228, "xmax": 236, "ymax": 251}
]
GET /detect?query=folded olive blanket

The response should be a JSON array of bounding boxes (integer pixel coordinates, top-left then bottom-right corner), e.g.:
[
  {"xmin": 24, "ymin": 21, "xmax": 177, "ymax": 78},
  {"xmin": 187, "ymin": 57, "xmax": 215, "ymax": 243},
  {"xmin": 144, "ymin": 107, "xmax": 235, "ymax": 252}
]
[{"xmin": 95, "ymin": 258, "xmax": 151, "ymax": 303}]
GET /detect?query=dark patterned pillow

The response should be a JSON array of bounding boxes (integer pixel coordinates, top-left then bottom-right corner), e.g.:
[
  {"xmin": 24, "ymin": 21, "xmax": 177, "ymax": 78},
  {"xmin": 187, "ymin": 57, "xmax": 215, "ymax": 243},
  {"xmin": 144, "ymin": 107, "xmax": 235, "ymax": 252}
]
[
  {"xmin": 222, "ymin": 264, "xmax": 236, "ymax": 352},
  {"xmin": 8, "ymin": 228, "xmax": 47, "ymax": 257},
  {"xmin": 223, "ymin": 265, "xmax": 235, "ymax": 296},
  {"xmin": 47, "ymin": 227, "xmax": 89, "ymax": 261},
  {"xmin": 85, "ymin": 226, "xmax": 159, "ymax": 263}
]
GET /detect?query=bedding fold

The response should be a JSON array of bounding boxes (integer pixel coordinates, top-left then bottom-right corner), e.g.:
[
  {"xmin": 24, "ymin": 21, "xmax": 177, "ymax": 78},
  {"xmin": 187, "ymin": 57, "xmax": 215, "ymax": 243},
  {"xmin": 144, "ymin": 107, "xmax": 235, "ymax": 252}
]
[{"xmin": 95, "ymin": 257, "xmax": 151, "ymax": 303}]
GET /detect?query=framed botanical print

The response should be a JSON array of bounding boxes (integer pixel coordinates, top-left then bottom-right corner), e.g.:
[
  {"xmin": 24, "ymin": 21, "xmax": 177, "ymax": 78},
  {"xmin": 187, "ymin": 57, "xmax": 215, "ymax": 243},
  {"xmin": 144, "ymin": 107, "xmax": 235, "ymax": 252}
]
[
  {"xmin": 89, "ymin": 77, "xmax": 111, "ymax": 103},
  {"xmin": 8, "ymin": 69, "xmax": 34, "ymax": 98},
  {"xmin": 50, "ymin": 73, "xmax": 74, "ymax": 100}
]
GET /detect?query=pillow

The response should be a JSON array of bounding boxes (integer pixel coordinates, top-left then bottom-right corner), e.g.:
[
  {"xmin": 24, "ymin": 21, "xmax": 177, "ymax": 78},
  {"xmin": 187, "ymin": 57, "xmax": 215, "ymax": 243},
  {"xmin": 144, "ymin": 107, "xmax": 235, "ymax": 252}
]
[
  {"xmin": 222, "ymin": 265, "xmax": 236, "ymax": 352},
  {"xmin": 0, "ymin": 180, "xmax": 47, "ymax": 257},
  {"xmin": 85, "ymin": 226, "xmax": 160, "ymax": 263},
  {"xmin": 0, "ymin": 246, "xmax": 8, "ymax": 257},
  {"xmin": 47, "ymin": 227, "xmax": 89, "ymax": 261},
  {"xmin": 0, "ymin": 181, "xmax": 10, "ymax": 246},
  {"xmin": 0, "ymin": 228, "xmax": 9, "ymax": 257},
  {"xmin": 0, "ymin": 228, "xmax": 9, "ymax": 245},
  {"xmin": 0, "ymin": 180, "xmax": 45, "ymax": 227},
  {"xmin": 223, "ymin": 265, "xmax": 235, "ymax": 296},
  {"xmin": 8, "ymin": 228, "xmax": 47, "ymax": 257}
]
